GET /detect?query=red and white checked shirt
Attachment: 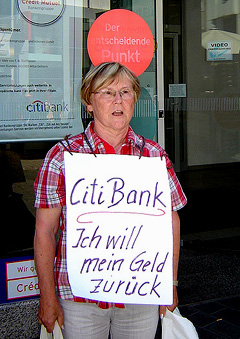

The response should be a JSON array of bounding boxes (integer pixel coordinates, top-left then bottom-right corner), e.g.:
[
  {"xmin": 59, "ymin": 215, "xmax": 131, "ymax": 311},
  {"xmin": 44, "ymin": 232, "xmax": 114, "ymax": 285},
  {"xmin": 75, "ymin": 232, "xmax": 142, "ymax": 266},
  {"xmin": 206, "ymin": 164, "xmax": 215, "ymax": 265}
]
[{"xmin": 34, "ymin": 122, "xmax": 187, "ymax": 309}]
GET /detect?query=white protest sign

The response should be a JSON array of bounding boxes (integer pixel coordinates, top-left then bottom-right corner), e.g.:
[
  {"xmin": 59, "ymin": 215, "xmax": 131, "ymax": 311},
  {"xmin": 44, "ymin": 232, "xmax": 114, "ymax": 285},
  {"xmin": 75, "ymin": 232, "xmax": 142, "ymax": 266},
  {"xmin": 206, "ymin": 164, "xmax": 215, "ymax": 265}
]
[{"xmin": 64, "ymin": 153, "xmax": 173, "ymax": 305}]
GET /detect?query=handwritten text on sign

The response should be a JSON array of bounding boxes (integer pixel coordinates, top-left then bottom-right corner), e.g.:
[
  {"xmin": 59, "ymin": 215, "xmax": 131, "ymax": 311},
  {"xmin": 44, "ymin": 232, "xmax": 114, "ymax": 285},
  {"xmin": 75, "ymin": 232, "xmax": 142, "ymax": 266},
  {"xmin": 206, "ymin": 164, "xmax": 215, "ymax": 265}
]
[{"xmin": 64, "ymin": 154, "xmax": 173, "ymax": 305}]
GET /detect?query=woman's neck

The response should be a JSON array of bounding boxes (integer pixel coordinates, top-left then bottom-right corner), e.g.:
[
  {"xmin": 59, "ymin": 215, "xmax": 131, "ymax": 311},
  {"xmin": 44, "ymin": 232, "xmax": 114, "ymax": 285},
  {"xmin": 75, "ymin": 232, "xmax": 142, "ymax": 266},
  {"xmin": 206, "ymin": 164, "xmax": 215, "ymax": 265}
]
[{"xmin": 93, "ymin": 123, "xmax": 128, "ymax": 152}]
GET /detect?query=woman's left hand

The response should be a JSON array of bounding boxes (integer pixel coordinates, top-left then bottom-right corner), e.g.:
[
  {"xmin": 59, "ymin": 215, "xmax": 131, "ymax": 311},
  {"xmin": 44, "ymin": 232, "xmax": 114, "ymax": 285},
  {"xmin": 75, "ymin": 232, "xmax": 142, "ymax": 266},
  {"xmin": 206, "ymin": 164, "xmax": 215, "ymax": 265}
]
[{"xmin": 159, "ymin": 285, "xmax": 178, "ymax": 318}]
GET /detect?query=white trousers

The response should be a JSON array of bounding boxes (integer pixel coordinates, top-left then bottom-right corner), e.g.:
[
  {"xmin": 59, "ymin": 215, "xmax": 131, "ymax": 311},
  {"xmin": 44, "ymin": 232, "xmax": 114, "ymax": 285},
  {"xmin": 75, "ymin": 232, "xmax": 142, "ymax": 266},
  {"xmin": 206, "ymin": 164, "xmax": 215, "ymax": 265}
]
[{"xmin": 59, "ymin": 299, "xmax": 159, "ymax": 339}]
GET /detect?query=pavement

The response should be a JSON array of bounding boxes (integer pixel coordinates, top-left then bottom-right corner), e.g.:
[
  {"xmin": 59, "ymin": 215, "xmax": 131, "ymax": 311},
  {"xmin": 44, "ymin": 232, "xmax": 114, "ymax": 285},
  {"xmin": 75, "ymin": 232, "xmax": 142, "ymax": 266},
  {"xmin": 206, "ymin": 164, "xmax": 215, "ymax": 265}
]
[
  {"xmin": 153, "ymin": 230, "xmax": 240, "ymax": 339},
  {"xmin": 177, "ymin": 234, "xmax": 240, "ymax": 339},
  {"xmin": 159, "ymin": 163, "xmax": 240, "ymax": 339},
  {"xmin": 179, "ymin": 295, "xmax": 240, "ymax": 339}
]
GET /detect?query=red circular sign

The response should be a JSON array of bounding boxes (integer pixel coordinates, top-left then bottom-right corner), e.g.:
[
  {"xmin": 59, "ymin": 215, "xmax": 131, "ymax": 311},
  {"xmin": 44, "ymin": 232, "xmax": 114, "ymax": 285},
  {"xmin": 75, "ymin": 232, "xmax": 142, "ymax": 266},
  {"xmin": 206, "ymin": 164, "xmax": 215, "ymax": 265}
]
[{"xmin": 87, "ymin": 9, "xmax": 154, "ymax": 76}]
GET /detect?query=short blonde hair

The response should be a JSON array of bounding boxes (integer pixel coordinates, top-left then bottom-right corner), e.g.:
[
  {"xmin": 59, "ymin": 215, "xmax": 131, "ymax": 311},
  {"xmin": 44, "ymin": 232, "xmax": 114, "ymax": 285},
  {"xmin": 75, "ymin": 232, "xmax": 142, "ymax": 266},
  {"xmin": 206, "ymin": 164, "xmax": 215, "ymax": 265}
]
[{"xmin": 81, "ymin": 62, "xmax": 141, "ymax": 108}]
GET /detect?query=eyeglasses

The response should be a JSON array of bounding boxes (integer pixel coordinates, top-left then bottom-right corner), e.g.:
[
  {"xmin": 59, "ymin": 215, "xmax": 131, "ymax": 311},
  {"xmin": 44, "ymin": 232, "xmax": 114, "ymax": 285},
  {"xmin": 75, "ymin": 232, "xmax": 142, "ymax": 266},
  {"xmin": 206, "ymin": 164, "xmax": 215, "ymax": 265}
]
[{"xmin": 91, "ymin": 88, "xmax": 135, "ymax": 101}]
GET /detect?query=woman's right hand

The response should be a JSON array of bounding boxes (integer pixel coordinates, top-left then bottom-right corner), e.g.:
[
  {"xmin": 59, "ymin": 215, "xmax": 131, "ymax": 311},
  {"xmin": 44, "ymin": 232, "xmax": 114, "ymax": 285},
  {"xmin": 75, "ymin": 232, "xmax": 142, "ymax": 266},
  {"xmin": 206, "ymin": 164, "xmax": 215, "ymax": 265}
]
[{"xmin": 38, "ymin": 296, "xmax": 64, "ymax": 333}]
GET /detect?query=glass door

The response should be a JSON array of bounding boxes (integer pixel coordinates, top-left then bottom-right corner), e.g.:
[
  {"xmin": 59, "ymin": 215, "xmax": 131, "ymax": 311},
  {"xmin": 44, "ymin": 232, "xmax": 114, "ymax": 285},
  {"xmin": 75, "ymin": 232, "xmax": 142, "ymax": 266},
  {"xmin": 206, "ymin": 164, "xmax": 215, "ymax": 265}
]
[{"xmin": 156, "ymin": 0, "xmax": 165, "ymax": 147}]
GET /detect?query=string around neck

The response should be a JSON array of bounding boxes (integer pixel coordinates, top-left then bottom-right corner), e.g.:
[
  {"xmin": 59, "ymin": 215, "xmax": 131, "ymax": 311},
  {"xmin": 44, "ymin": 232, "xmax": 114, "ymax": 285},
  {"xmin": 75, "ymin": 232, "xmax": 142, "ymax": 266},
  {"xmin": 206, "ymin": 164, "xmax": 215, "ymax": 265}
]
[
  {"xmin": 83, "ymin": 132, "xmax": 97, "ymax": 157},
  {"xmin": 60, "ymin": 135, "xmax": 73, "ymax": 155},
  {"xmin": 139, "ymin": 136, "xmax": 145, "ymax": 159}
]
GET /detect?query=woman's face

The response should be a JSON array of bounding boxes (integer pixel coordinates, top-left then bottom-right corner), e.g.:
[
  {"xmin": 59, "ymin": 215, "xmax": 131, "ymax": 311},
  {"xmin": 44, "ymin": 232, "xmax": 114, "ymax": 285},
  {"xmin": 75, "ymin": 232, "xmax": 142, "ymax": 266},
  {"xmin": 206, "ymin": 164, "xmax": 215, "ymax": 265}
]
[{"xmin": 87, "ymin": 75, "xmax": 135, "ymax": 136}]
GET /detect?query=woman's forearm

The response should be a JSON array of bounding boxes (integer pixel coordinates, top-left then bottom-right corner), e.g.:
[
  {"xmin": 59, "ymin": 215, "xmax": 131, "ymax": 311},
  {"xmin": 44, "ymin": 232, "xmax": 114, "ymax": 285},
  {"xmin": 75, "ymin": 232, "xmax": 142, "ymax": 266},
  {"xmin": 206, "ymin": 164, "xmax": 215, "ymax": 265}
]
[
  {"xmin": 34, "ymin": 227, "xmax": 57, "ymax": 300},
  {"xmin": 34, "ymin": 208, "xmax": 64, "ymax": 332},
  {"xmin": 34, "ymin": 208, "xmax": 61, "ymax": 300},
  {"xmin": 172, "ymin": 211, "xmax": 180, "ymax": 281}
]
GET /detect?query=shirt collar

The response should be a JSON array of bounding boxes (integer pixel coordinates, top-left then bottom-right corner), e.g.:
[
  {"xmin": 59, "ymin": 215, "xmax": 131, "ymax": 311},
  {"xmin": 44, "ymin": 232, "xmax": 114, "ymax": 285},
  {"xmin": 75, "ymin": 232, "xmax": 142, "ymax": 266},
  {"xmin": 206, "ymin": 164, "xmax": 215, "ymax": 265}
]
[
  {"xmin": 83, "ymin": 121, "xmax": 103, "ymax": 151},
  {"xmin": 84, "ymin": 121, "xmax": 143, "ymax": 151}
]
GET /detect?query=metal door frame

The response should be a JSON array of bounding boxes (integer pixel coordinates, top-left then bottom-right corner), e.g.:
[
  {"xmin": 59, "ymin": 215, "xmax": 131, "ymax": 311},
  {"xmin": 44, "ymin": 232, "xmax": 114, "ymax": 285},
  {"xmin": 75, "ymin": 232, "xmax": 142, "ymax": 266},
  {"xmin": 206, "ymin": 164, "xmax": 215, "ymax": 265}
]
[
  {"xmin": 156, "ymin": 0, "xmax": 165, "ymax": 148},
  {"xmin": 164, "ymin": 32, "xmax": 182, "ymax": 172}
]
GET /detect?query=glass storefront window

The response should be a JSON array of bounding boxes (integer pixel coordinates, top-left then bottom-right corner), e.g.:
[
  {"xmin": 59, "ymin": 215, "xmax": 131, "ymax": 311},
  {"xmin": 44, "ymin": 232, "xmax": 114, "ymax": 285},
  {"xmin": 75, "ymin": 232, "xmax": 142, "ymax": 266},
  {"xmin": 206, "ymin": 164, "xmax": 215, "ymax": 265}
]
[
  {"xmin": 0, "ymin": 1, "xmax": 83, "ymax": 256},
  {"xmin": 164, "ymin": 0, "xmax": 240, "ymax": 171},
  {"xmin": 186, "ymin": 0, "xmax": 240, "ymax": 166},
  {"xmin": 0, "ymin": 1, "xmax": 158, "ymax": 256},
  {"xmin": 2, "ymin": 0, "xmax": 240, "ymax": 258},
  {"xmin": 162, "ymin": 0, "xmax": 240, "ymax": 238}
]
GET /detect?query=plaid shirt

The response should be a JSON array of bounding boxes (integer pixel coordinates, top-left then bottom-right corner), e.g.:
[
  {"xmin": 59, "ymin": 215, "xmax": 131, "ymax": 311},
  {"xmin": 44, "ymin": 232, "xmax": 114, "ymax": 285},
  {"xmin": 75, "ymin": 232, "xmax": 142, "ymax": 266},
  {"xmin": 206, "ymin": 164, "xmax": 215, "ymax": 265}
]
[{"xmin": 34, "ymin": 122, "xmax": 187, "ymax": 309}]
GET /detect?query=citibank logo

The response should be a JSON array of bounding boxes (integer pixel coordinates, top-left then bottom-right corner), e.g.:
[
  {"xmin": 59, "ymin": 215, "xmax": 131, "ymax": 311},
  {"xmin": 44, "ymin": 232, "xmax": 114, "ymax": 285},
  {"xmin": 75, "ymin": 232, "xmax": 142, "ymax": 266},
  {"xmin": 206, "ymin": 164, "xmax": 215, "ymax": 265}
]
[{"xmin": 27, "ymin": 100, "xmax": 68, "ymax": 113}]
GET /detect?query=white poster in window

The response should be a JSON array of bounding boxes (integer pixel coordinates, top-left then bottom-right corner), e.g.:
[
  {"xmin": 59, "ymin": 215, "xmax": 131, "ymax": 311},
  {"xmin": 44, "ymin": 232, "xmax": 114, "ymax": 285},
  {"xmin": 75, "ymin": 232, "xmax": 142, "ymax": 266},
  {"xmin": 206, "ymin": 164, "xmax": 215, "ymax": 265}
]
[
  {"xmin": 6, "ymin": 259, "xmax": 39, "ymax": 300},
  {"xmin": 169, "ymin": 84, "xmax": 186, "ymax": 98},
  {"xmin": 64, "ymin": 153, "xmax": 173, "ymax": 305},
  {"xmin": 207, "ymin": 41, "xmax": 233, "ymax": 61},
  {"xmin": 0, "ymin": 0, "xmax": 83, "ymax": 142}
]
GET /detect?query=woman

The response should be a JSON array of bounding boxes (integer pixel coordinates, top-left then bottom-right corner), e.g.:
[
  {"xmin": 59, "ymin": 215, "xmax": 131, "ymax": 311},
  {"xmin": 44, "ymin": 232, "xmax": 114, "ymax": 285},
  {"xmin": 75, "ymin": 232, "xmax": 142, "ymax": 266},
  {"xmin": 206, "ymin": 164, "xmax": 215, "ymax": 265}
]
[{"xmin": 34, "ymin": 62, "xmax": 187, "ymax": 338}]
